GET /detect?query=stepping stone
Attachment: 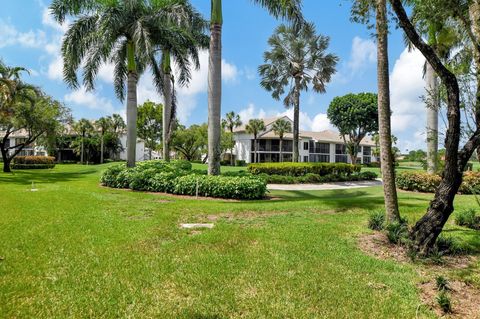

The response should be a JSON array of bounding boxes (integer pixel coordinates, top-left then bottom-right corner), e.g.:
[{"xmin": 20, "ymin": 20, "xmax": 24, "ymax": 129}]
[{"xmin": 180, "ymin": 223, "xmax": 214, "ymax": 229}]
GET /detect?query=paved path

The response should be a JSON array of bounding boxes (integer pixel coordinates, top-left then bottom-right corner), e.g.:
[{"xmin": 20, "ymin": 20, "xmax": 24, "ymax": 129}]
[{"xmin": 267, "ymin": 179, "xmax": 383, "ymax": 191}]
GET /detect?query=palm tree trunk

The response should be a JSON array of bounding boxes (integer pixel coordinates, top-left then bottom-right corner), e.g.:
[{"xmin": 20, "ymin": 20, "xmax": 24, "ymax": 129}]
[
  {"xmin": 100, "ymin": 134, "xmax": 104, "ymax": 164},
  {"xmin": 426, "ymin": 62, "xmax": 439, "ymax": 174},
  {"xmin": 376, "ymin": 0, "xmax": 400, "ymax": 223},
  {"xmin": 162, "ymin": 51, "xmax": 172, "ymax": 162},
  {"xmin": 80, "ymin": 135, "xmax": 84, "ymax": 164},
  {"xmin": 470, "ymin": 1, "xmax": 480, "ymax": 163},
  {"xmin": 293, "ymin": 78, "xmax": 300, "ymax": 162},
  {"xmin": 208, "ymin": 0, "xmax": 222, "ymax": 175},
  {"xmin": 253, "ymin": 138, "xmax": 257, "ymax": 163},
  {"xmin": 126, "ymin": 42, "xmax": 138, "ymax": 168},
  {"xmin": 280, "ymin": 138, "xmax": 283, "ymax": 162}
]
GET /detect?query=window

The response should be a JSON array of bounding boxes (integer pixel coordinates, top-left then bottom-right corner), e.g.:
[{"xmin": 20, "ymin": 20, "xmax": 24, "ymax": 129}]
[
  {"xmin": 309, "ymin": 154, "xmax": 330, "ymax": 162},
  {"xmin": 335, "ymin": 144, "xmax": 346, "ymax": 154},
  {"xmin": 303, "ymin": 142, "xmax": 309, "ymax": 150},
  {"xmin": 335, "ymin": 155, "xmax": 348, "ymax": 163},
  {"xmin": 282, "ymin": 140, "xmax": 293, "ymax": 152},
  {"xmin": 363, "ymin": 146, "xmax": 371, "ymax": 156},
  {"xmin": 363, "ymin": 156, "xmax": 371, "ymax": 164},
  {"xmin": 303, "ymin": 156, "xmax": 309, "ymax": 162},
  {"xmin": 309, "ymin": 141, "xmax": 330, "ymax": 154}
]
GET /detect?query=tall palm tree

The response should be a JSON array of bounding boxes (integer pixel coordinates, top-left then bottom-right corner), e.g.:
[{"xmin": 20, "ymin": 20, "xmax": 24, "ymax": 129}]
[
  {"xmin": 207, "ymin": 0, "xmax": 304, "ymax": 175},
  {"xmin": 74, "ymin": 119, "xmax": 94, "ymax": 164},
  {"xmin": 96, "ymin": 117, "xmax": 112, "ymax": 164},
  {"xmin": 376, "ymin": 0, "xmax": 400, "ymax": 222},
  {"xmin": 159, "ymin": 9, "xmax": 209, "ymax": 162},
  {"xmin": 221, "ymin": 111, "xmax": 242, "ymax": 165},
  {"xmin": 259, "ymin": 22, "xmax": 338, "ymax": 162},
  {"xmin": 272, "ymin": 118, "xmax": 292, "ymax": 162},
  {"xmin": 50, "ymin": 0, "xmax": 203, "ymax": 167},
  {"xmin": 245, "ymin": 119, "xmax": 265, "ymax": 163}
]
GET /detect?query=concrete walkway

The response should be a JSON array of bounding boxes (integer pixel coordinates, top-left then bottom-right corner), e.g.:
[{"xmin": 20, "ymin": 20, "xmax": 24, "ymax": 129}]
[{"xmin": 267, "ymin": 179, "xmax": 383, "ymax": 191}]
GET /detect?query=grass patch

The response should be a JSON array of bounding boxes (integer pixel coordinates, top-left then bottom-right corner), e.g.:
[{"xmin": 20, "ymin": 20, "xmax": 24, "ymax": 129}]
[{"xmin": 1, "ymin": 163, "xmax": 479, "ymax": 317}]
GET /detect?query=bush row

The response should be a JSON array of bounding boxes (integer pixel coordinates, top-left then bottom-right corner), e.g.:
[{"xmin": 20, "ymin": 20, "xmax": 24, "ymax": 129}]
[
  {"xmin": 11, "ymin": 163, "xmax": 55, "ymax": 169},
  {"xmin": 260, "ymin": 171, "xmax": 377, "ymax": 184},
  {"xmin": 100, "ymin": 161, "xmax": 267, "ymax": 200},
  {"xmin": 13, "ymin": 156, "xmax": 55, "ymax": 165},
  {"xmin": 396, "ymin": 171, "xmax": 480, "ymax": 194},
  {"xmin": 247, "ymin": 162, "xmax": 361, "ymax": 176}
]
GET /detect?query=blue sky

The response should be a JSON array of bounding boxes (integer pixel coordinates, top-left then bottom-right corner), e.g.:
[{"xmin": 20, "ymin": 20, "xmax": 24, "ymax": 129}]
[{"xmin": 0, "ymin": 1, "xmax": 428, "ymax": 152}]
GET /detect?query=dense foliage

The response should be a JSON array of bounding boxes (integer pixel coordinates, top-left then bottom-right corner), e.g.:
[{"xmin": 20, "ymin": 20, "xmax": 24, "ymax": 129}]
[
  {"xmin": 101, "ymin": 160, "xmax": 267, "ymax": 200},
  {"xmin": 260, "ymin": 171, "xmax": 377, "ymax": 184},
  {"xmin": 11, "ymin": 156, "xmax": 56, "ymax": 169},
  {"xmin": 396, "ymin": 171, "xmax": 480, "ymax": 194},
  {"xmin": 247, "ymin": 162, "xmax": 361, "ymax": 176}
]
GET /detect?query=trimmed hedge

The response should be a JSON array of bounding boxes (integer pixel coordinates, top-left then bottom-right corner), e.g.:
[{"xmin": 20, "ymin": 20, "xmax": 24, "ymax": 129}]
[
  {"xmin": 396, "ymin": 171, "xmax": 480, "ymax": 194},
  {"xmin": 247, "ymin": 162, "xmax": 360, "ymax": 176},
  {"xmin": 100, "ymin": 160, "xmax": 267, "ymax": 200},
  {"xmin": 12, "ymin": 156, "xmax": 56, "ymax": 169},
  {"xmin": 260, "ymin": 171, "xmax": 377, "ymax": 184}
]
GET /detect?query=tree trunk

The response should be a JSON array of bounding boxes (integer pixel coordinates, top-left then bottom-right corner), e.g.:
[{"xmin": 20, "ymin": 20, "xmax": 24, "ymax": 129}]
[
  {"xmin": 253, "ymin": 138, "xmax": 257, "ymax": 163},
  {"xmin": 162, "ymin": 51, "xmax": 172, "ymax": 162},
  {"xmin": 280, "ymin": 138, "xmax": 283, "ymax": 162},
  {"xmin": 390, "ymin": 0, "xmax": 464, "ymax": 254},
  {"xmin": 100, "ymin": 135, "xmax": 104, "ymax": 164},
  {"xmin": 1, "ymin": 148, "xmax": 11, "ymax": 173},
  {"xmin": 149, "ymin": 148, "xmax": 152, "ymax": 160},
  {"xmin": 126, "ymin": 71, "xmax": 138, "ymax": 168},
  {"xmin": 377, "ymin": 0, "xmax": 400, "ymax": 223},
  {"xmin": 80, "ymin": 136, "xmax": 84, "ymax": 164},
  {"xmin": 293, "ymin": 78, "xmax": 300, "ymax": 162},
  {"xmin": 426, "ymin": 62, "xmax": 439, "ymax": 174},
  {"xmin": 208, "ymin": 0, "xmax": 222, "ymax": 175}
]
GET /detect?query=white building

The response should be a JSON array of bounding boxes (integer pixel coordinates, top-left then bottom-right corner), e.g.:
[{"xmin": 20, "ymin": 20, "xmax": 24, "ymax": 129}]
[{"xmin": 232, "ymin": 116, "xmax": 377, "ymax": 164}]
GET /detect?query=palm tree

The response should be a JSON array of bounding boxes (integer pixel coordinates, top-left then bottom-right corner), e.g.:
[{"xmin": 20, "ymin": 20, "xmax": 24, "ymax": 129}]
[
  {"xmin": 221, "ymin": 111, "xmax": 242, "ymax": 165},
  {"xmin": 259, "ymin": 22, "xmax": 338, "ymax": 162},
  {"xmin": 50, "ymin": 0, "xmax": 204, "ymax": 168},
  {"xmin": 207, "ymin": 0, "xmax": 303, "ymax": 175},
  {"xmin": 272, "ymin": 118, "xmax": 292, "ymax": 162},
  {"xmin": 160, "ymin": 9, "xmax": 209, "ymax": 162},
  {"xmin": 245, "ymin": 119, "xmax": 265, "ymax": 163},
  {"xmin": 375, "ymin": 0, "xmax": 400, "ymax": 222},
  {"xmin": 74, "ymin": 119, "xmax": 94, "ymax": 164},
  {"xmin": 96, "ymin": 117, "xmax": 112, "ymax": 164}
]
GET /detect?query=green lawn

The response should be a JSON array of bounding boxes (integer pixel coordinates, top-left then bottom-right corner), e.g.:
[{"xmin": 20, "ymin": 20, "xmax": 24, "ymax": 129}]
[{"xmin": 1, "ymin": 164, "xmax": 479, "ymax": 318}]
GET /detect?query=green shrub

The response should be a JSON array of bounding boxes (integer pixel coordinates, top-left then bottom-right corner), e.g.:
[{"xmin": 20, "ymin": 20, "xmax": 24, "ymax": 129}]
[
  {"xmin": 455, "ymin": 208, "xmax": 479, "ymax": 229},
  {"xmin": 368, "ymin": 211, "xmax": 385, "ymax": 230},
  {"xmin": 173, "ymin": 175, "xmax": 267, "ymax": 200},
  {"xmin": 386, "ymin": 220, "xmax": 409, "ymax": 245},
  {"xmin": 235, "ymin": 160, "xmax": 246, "ymax": 167},
  {"xmin": 149, "ymin": 172, "xmax": 179, "ymax": 193},
  {"xmin": 100, "ymin": 164, "xmax": 126, "ymax": 187},
  {"xmin": 261, "ymin": 174, "xmax": 296, "ymax": 184},
  {"xmin": 12, "ymin": 156, "xmax": 56, "ymax": 169},
  {"xmin": 115, "ymin": 168, "xmax": 136, "ymax": 189},
  {"xmin": 436, "ymin": 291, "xmax": 452, "ymax": 313},
  {"xmin": 459, "ymin": 171, "xmax": 480, "ymax": 194},
  {"xmin": 396, "ymin": 171, "xmax": 441, "ymax": 193},
  {"xmin": 13, "ymin": 156, "xmax": 55, "ymax": 165},
  {"xmin": 257, "ymin": 171, "xmax": 377, "ymax": 184},
  {"xmin": 247, "ymin": 162, "xmax": 360, "ymax": 177},
  {"xmin": 358, "ymin": 171, "xmax": 378, "ymax": 180},
  {"xmin": 435, "ymin": 235, "xmax": 464, "ymax": 255}
]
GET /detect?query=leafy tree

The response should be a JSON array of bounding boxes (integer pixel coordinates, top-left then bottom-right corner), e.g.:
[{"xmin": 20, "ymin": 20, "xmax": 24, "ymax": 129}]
[
  {"xmin": 207, "ymin": 0, "xmax": 303, "ymax": 175},
  {"xmin": 389, "ymin": 0, "xmax": 480, "ymax": 254},
  {"xmin": 245, "ymin": 119, "xmax": 265, "ymax": 163},
  {"xmin": 351, "ymin": 0, "xmax": 400, "ymax": 223},
  {"xmin": 259, "ymin": 22, "xmax": 338, "ymax": 162},
  {"xmin": 95, "ymin": 116, "xmax": 112, "ymax": 164},
  {"xmin": 137, "ymin": 101, "xmax": 163, "ymax": 160},
  {"xmin": 272, "ymin": 118, "xmax": 292, "ymax": 162},
  {"xmin": 50, "ymin": 0, "xmax": 203, "ymax": 168},
  {"xmin": 172, "ymin": 124, "xmax": 207, "ymax": 161},
  {"xmin": 221, "ymin": 111, "xmax": 242, "ymax": 165},
  {"xmin": 0, "ymin": 92, "xmax": 68, "ymax": 172},
  {"xmin": 327, "ymin": 93, "xmax": 378, "ymax": 164},
  {"xmin": 73, "ymin": 118, "xmax": 94, "ymax": 164}
]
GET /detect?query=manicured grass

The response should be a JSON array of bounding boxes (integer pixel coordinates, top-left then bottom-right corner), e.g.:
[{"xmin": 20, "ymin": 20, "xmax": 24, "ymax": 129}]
[{"xmin": 0, "ymin": 164, "xmax": 479, "ymax": 318}]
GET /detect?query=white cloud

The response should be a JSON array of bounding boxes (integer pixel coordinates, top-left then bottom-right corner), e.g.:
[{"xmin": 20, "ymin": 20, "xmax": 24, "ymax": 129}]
[
  {"xmin": 348, "ymin": 36, "xmax": 376, "ymax": 73},
  {"xmin": 47, "ymin": 54, "xmax": 63, "ymax": 80},
  {"xmin": 64, "ymin": 86, "xmax": 117, "ymax": 113},
  {"xmin": 0, "ymin": 19, "xmax": 47, "ymax": 48},
  {"xmin": 238, "ymin": 103, "xmax": 267, "ymax": 123},
  {"xmin": 41, "ymin": 7, "xmax": 69, "ymax": 33},
  {"xmin": 389, "ymin": 48, "xmax": 428, "ymax": 151}
]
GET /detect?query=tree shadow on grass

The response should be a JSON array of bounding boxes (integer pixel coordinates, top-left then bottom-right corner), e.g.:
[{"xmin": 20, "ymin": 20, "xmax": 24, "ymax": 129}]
[{"xmin": 0, "ymin": 168, "xmax": 98, "ymax": 185}]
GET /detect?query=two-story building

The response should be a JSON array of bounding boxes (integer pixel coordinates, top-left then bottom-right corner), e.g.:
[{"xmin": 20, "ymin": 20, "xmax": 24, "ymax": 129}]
[{"xmin": 232, "ymin": 116, "xmax": 377, "ymax": 164}]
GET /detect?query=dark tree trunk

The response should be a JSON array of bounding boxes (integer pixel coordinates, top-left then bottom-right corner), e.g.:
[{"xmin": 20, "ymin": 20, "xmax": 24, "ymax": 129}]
[
  {"xmin": 390, "ymin": 0, "xmax": 467, "ymax": 254},
  {"xmin": 1, "ymin": 148, "xmax": 11, "ymax": 173},
  {"xmin": 292, "ymin": 77, "xmax": 300, "ymax": 162}
]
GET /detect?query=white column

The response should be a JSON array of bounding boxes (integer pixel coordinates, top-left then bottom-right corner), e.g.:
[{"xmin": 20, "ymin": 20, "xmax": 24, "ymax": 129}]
[{"xmin": 329, "ymin": 143, "xmax": 335, "ymax": 163}]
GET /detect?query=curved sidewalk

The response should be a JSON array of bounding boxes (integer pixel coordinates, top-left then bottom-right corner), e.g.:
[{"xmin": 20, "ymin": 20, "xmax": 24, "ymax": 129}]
[{"xmin": 267, "ymin": 179, "xmax": 383, "ymax": 191}]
